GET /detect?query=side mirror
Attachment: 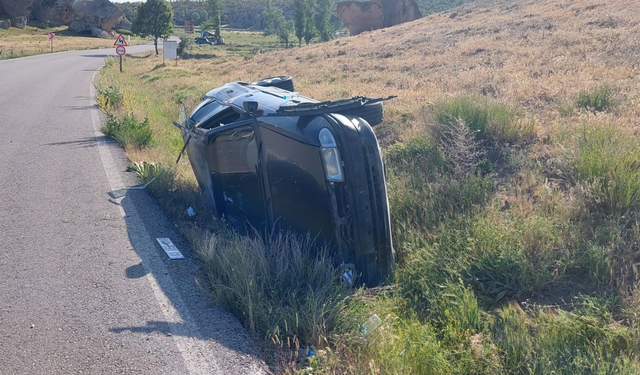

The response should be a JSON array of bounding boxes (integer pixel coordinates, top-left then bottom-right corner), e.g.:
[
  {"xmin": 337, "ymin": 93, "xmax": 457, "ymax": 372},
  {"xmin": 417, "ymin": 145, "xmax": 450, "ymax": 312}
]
[
  {"xmin": 179, "ymin": 103, "xmax": 188, "ymax": 128},
  {"xmin": 173, "ymin": 103, "xmax": 189, "ymax": 130}
]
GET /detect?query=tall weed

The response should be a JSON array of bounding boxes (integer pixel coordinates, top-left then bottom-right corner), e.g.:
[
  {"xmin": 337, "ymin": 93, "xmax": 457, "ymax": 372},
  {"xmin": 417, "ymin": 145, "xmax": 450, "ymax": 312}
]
[{"xmin": 194, "ymin": 228, "xmax": 348, "ymax": 349}]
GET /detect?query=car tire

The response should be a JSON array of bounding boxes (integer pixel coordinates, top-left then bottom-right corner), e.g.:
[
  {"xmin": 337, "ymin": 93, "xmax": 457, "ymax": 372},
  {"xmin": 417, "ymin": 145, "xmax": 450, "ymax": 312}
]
[
  {"xmin": 252, "ymin": 76, "xmax": 295, "ymax": 92},
  {"xmin": 336, "ymin": 101, "xmax": 384, "ymax": 126}
]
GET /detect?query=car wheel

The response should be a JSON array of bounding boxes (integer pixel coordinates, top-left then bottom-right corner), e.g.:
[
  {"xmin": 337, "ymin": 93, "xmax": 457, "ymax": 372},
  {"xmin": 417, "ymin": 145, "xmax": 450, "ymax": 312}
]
[
  {"xmin": 252, "ymin": 75, "xmax": 295, "ymax": 92},
  {"xmin": 336, "ymin": 101, "xmax": 384, "ymax": 126}
]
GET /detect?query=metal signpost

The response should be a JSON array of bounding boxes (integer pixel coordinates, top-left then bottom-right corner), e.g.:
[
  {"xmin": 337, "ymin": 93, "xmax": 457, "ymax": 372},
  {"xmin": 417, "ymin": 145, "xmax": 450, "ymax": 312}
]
[
  {"xmin": 48, "ymin": 32, "xmax": 55, "ymax": 53},
  {"xmin": 114, "ymin": 34, "xmax": 128, "ymax": 72}
]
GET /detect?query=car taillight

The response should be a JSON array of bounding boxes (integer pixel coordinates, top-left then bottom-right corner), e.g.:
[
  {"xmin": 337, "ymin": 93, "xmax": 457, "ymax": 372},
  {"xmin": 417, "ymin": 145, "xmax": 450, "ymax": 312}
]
[{"xmin": 319, "ymin": 128, "xmax": 343, "ymax": 182}]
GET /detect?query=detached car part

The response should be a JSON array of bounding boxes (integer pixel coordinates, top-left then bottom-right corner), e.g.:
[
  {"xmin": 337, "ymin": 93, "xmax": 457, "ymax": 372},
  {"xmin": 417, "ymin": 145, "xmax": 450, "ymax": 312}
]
[{"xmin": 174, "ymin": 77, "xmax": 395, "ymax": 286}]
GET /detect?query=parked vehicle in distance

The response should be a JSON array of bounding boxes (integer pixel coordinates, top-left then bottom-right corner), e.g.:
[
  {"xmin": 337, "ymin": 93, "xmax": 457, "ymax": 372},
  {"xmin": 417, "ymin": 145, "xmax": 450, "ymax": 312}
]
[
  {"xmin": 173, "ymin": 76, "xmax": 395, "ymax": 286},
  {"xmin": 195, "ymin": 37, "xmax": 214, "ymax": 45}
]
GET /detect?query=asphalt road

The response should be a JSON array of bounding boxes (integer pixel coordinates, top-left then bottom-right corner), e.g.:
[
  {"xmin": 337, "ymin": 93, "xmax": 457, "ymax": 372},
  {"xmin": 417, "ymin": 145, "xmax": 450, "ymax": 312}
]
[{"xmin": 0, "ymin": 45, "xmax": 270, "ymax": 374}]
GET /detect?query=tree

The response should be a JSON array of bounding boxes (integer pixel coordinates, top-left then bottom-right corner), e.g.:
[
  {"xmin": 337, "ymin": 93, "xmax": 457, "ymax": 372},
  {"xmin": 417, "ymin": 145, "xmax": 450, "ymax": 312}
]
[
  {"xmin": 293, "ymin": 0, "xmax": 305, "ymax": 47},
  {"xmin": 264, "ymin": 0, "xmax": 294, "ymax": 47},
  {"xmin": 314, "ymin": 0, "xmax": 333, "ymax": 42},
  {"xmin": 132, "ymin": 0, "xmax": 174, "ymax": 55},
  {"xmin": 206, "ymin": 0, "xmax": 223, "ymax": 38},
  {"xmin": 294, "ymin": 0, "xmax": 315, "ymax": 46}
]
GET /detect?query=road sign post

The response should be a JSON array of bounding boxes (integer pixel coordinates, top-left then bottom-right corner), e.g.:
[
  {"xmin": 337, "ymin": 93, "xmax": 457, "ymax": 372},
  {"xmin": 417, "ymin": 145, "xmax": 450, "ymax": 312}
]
[
  {"xmin": 114, "ymin": 34, "xmax": 128, "ymax": 73},
  {"xmin": 48, "ymin": 32, "xmax": 55, "ymax": 53}
]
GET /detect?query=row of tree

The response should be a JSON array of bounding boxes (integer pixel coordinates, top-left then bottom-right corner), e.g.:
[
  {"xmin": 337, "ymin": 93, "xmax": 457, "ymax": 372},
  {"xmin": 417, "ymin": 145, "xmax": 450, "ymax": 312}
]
[
  {"xmin": 126, "ymin": 0, "xmax": 340, "ymax": 49},
  {"xmin": 264, "ymin": 0, "xmax": 337, "ymax": 47}
]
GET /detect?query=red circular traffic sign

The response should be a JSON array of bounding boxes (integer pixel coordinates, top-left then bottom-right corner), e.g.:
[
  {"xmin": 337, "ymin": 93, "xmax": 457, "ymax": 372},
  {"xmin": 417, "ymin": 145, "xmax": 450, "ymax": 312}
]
[{"xmin": 116, "ymin": 46, "xmax": 126, "ymax": 56}]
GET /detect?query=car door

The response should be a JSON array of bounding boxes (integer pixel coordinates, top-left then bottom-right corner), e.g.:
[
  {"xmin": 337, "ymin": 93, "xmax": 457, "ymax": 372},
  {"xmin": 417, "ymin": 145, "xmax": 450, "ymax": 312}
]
[
  {"xmin": 206, "ymin": 121, "xmax": 268, "ymax": 229},
  {"xmin": 182, "ymin": 102, "xmax": 219, "ymax": 216}
]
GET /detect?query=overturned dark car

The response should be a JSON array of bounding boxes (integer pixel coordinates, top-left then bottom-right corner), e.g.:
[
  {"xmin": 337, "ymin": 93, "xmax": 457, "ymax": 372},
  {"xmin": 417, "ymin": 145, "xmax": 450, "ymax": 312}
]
[{"xmin": 174, "ymin": 76, "xmax": 395, "ymax": 286}]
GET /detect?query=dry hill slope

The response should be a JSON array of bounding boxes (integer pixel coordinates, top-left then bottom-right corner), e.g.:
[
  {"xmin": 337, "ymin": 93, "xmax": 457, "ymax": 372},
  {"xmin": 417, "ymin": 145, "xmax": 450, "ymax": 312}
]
[{"xmin": 237, "ymin": 0, "xmax": 639, "ymax": 143}]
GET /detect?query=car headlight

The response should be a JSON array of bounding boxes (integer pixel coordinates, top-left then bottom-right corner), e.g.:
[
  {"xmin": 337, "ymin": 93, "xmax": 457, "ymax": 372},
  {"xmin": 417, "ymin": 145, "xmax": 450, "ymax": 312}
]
[{"xmin": 319, "ymin": 128, "xmax": 343, "ymax": 182}]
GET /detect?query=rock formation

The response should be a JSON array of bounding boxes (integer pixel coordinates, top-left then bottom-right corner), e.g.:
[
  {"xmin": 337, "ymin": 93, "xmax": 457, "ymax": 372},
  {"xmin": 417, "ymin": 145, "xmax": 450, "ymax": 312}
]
[
  {"xmin": 1, "ymin": 0, "xmax": 122, "ymax": 36},
  {"xmin": 337, "ymin": 0, "xmax": 422, "ymax": 36},
  {"xmin": 0, "ymin": 0, "xmax": 38, "ymax": 18}
]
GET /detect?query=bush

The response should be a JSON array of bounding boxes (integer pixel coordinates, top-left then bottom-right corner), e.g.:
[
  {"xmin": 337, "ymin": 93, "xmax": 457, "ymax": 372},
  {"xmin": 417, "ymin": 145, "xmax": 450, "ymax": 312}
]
[
  {"xmin": 101, "ymin": 114, "xmax": 153, "ymax": 149},
  {"xmin": 177, "ymin": 33, "xmax": 194, "ymax": 57},
  {"xmin": 115, "ymin": 29, "xmax": 133, "ymax": 36},
  {"xmin": 96, "ymin": 84, "xmax": 123, "ymax": 110},
  {"xmin": 576, "ymin": 86, "xmax": 615, "ymax": 113}
]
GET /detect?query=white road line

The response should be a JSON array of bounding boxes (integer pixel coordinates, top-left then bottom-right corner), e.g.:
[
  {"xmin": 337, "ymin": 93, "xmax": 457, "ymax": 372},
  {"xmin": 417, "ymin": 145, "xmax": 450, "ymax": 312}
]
[{"xmin": 90, "ymin": 70, "xmax": 221, "ymax": 375}]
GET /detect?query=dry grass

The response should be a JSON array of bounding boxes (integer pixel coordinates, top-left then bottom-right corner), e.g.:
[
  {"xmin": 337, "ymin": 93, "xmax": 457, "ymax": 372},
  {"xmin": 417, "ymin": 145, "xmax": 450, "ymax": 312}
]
[{"xmin": 0, "ymin": 23, "xmax": 145, "ymax": 59}]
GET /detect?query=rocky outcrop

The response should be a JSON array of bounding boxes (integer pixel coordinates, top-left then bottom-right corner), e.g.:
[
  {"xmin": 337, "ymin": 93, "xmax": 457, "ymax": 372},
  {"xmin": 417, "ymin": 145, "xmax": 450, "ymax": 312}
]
[
  {"xmin": 113, "ymin": 15, "xmax": 130, "ymax": 31},
  {"xmin": 12, "ymin": 16, "xmax": 27, "ymax": 29},
  {"xmin": 33, "ymin": 0, "xmax": 74, "ymax": 27},
  {"xmin": 336, "ymin": 1, "xmax": 385, "ymax": 36},
  {"xmin": 68, "ymin": 0, "xmax": 122, "ymax": 33},
  {"xmin": 1, "ymin": 0, "xmax": 122, "ymax": 36},
  {"xmin": 337, "ymin": 0, "xmax": 422, "ymax": 36},
  {"xmin": 0, "ymin": 19, "xmax": 9, "ymax": 29},
  {"xmin": 1, "ymin": 0, "xmax": 37, "ymax": 18}
]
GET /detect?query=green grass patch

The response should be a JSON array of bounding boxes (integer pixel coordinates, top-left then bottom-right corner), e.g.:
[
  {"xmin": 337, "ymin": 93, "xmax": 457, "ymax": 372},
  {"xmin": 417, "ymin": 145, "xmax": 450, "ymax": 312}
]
[
  {"xmin": 576, "ymin": 86, "xmax": 616, "ymax": 113},
  {"xmin": 571, "ymin": 123, "xmax": 640, "ymax": 215},
  {"xmin": 433, "ymin": 97, "xmax": 535, "ymax": 146}
]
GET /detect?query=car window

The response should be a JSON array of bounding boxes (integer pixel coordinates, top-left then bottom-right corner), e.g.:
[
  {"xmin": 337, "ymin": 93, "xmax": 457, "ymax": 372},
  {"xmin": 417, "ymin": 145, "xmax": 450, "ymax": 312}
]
[
  {"xmin": 208, "ymin": 124, "xmax": 266, "ymax": 228},
  {"xmin": 190, "ymin": 99, "xmax": 221, "ymax": 124}
]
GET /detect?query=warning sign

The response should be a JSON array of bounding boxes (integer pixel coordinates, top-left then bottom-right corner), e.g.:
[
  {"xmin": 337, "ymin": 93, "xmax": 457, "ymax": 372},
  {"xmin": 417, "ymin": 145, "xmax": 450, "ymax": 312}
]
[
  {"xmin": 114, "ymin": 33, "xmax": 128, "ymax": 47},
  {"xmin": 185, "ymin": 20, "xmax": 195, "ymax": 34}
]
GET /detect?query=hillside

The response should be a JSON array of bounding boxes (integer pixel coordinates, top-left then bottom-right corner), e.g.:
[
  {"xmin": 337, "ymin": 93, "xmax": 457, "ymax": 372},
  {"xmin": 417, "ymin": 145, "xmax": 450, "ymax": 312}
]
[{"xmin": 97, "ymin": 0, "xmax": 640, "ymax": 372}]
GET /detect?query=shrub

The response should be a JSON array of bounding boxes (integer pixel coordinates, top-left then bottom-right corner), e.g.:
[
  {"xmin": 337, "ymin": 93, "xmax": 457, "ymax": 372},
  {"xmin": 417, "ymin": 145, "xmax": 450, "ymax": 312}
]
[
  {"xmin": 177, "ymin": 33, "xmax": 194, "ymax": 57},
  {"xmin": 430, "ymin": 117, "xmax": 485, "ymax": 180},
  {"xmin": 96, "ymin": 84, "xmax": 123, "ymax": 110},
  {"xmin": 115, "ymin": 29, "xmax": 133, "ymax": 36},
  {"xmin": 576, "ymin": 86, "xmax": 615, "ymax": 113},
  {"xmin": 101, "ymin": 114, "xmax": 153, "ymax": 149}
]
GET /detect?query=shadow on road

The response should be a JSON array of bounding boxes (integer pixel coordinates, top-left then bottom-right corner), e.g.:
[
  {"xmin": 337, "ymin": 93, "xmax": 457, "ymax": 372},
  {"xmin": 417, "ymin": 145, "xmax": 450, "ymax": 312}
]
[
  {"xmin": 42, "ymin": 137, "xmax": 98, "ymax": 149},
  {"xmin": 105, "ymin": 185, "xmax": 265, "ymax": 361}
]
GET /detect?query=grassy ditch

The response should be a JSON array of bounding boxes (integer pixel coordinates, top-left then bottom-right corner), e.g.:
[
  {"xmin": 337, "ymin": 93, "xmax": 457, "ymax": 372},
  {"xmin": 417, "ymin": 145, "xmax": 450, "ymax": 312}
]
[{"xmin": 96, "ymin": 0, "xmax": 640, "ymax": 372}]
